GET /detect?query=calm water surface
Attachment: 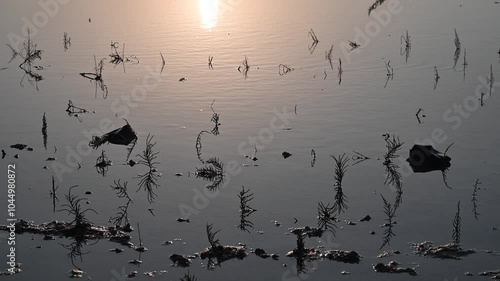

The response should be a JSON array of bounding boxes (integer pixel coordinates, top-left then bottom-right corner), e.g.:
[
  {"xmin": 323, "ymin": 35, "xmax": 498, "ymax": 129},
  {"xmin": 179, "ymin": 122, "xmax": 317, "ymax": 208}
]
[{"xmin": 1, "ymin": 0, "xmax": 499, "ymax": 280}]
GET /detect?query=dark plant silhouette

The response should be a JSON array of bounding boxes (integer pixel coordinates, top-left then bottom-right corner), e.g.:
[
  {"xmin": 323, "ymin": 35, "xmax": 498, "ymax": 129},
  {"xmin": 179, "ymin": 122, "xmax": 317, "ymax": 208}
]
[
  {"xmin": 136, "ymin": 134, "xmax": 160, "ymax": 203},
  {"xmin": 311, "ymin": 149, "xmax": 316, "ymax": 167},
  {"xmin": 352, "ymin": 150, "xmax": 370, "ymax": 166},
  {"xmin": 384, "ymin": 60, "xmax": 394, "ymax": 88},
  {"xmin": 80, "ymin": 55, "xmax": 109, "ymax": 98},
  {"xmin": 325, "ymin": 44, "xmax": 334, "ymax": 70},
  {"xmin": 471, "ymin": 179, "xmax": 481, "ymax": 220},
  {"xmin": 110, "ymin": 180, "xmax": 133, "ymax": 227},
  {"xmin": 42, "ymin": 112, "xmax": 47, "ymax": 150},
  {"xmin": 453, "ymin": 29, "xmax": 461, "ymax": 70},
  {"xmin": 317, "ymin": 202, "xmax": 337, "ymax": 234},
  {"xmin": 180, "ymin": 271, "xmax": 198, "ymax": 281},
  {"xmin": 380, "ymin": 194, "xmax": 397, "ymax": 249},
  {"xmin": 368, "ymin": 0, "xmax": 387, "ymax": 15},
  {"xmin": 400, "ymin": 30, "xmax": 411, "ymax": 63},
  {"xmin": 487, "ymin": 64, "xmax": 494, "ymax": 96},
  {"xmin": 331, "ymin": 153, "xmax": 349, "ymax": 214},
  {"xmin": 58, "ymin": 186, "xmax": 98, "ymax": 231},
  {"xmin": 452, "ymin": 201, "xmax": 461, "ymax": 244},
  {"xmin": 382, "ymin": 134, "xmax": 404, "ymax": 198},
  {"xmin": 160, "ymin": 52, "xmax": 166, "ymax": 74},
  {"xmin": 95, "ymin": 150, "xmax": 112, "ymax": 177},
  {"xmin": 196, "ymin": 157, "xmax": 224, "ymax": 191},
  {"xmin": 238, "ymin": 56, "xmax": 250, "ymax": 79},
  {"xmin": 49, "ymin": 176, "xmax": 59, "ymax": 213},
  {"xmin": 60, "ymin": 235, "xmax": 96, "ymax": 270},
  {"xmin": 434, "ymin": 66, "xmax": 440, "ymax": 90},
  {"xmin": 463, "ymin": 48, "xmax": 468, "ymax": 80},
  {"xmin": 63, "ymin": 32, "xmax": 71, "ymax": 52},
  {"xmin": 208, "ymin": 55, "xmax": 214, "ymax": 69},
  {"xmin": 238, "ymin": 186, "xmax": 257, "ymax": 232},
  {"xmin": 338, "ymin": 58, "xmax": 343, "ymax": 85},
  {"xmin": 109, "ymin": 41, "xmax": 139, "ymax": 72}
]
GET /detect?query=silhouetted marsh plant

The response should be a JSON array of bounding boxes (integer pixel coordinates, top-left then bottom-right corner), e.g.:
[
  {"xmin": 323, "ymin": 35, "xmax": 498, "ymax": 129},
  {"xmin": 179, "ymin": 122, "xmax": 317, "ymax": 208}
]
[
  {"xmin": 50, "ymin": 176, "xmax": 59, "ymax": 213},
  {"xmin": 471, "ymin": 179, "xmax": 481, "ymax": 220},
  {"xmin": 338, "ymin": 58, "xmax": 343, "ymax": 85},
  {"xmin": 279, "ymin": 64, "xmax": 295, "ymax": 76},
  {"xmin": 452, "ymin": 201, "xmax": 461, "ymax": 244},
  {"xmin": 210, "ymin": 100, "xmax": 220, "ymax": 136},
  {"xmin": 42, "ymin": 112, "xmax": 47, "ymax": 150},
  {"xmin": 380, "ymin": 194, "xmax": 397, "ymax": 249},
  {"xmin": 6, "ymin": 30, "xmax": 44, "ymax": 90},
  {"xmin": 196, "ymin": 157, "xmax": 224, "ymax": 191},
  {"xmin": 80, "ymin": 55, "xmax": 109, "ymax": 98},
  {"xmin": 384, "ymin": 60, "xmax": 394, "ymax": 88},
  {"xmin": 208, "ymin": 55, "xmax": 214, "ymax": 69},
  {"xmin": 136, "ymin": 134, "xmax": 160, "ymax": 203},
  {"xmin": 331, "ymin": 153, "xmax": 349, "ymax": 214},
  {"xmin": 238, "ymin": 56, "xmax": 250, "ymax": 79},
  {"xmin": 59, "ymin": 186, "xmax": 98, "ymax": 231},
  {"xmin": 109, "ymin": 41, "xmax": 139, "ymax": 72},
  {"xmin": 368, "ymin": 0, "xmax": 387, "ymax": 15},
  {"xmin": 110, "ymin": 180, "xmax": 133, "ymax": 227},
  {"xmin": 95, "ymin": 150, "xmax": 112, "ymax": 177},
  {"xmin": 238, "ymin": 186, "xmax": 257, "ymax": 232},
  {"xmin": 325, "ymin": 44, "xmax": 334, "ymax": 70},
  {"xmin": 206, "ymin": 223, "xmax": 221, "ymax": 249},
  {"xmin": 308, "ymin": 29, "xmax": 319, "ymax": 54},
  {"xmin": 400, "ymin": 30, "xmax": 411, "ymax": 63},
  {"xmin": 63, "ymin": 32, "xmax": 71, "ymax": 52},
  {"xmin": 382, "ymin": 134, "xmax": 404, "ymax": 194},
  {"xmin": 195, "ymin": 130, "xmax": 209, "ymax": 163},
  {"xmin": 317, "ymin": 202, "xmax": 337, "ymax": 234},
  {"xmin": 60, "ymin": 235, "xmax": 94, "ymax": 270}
]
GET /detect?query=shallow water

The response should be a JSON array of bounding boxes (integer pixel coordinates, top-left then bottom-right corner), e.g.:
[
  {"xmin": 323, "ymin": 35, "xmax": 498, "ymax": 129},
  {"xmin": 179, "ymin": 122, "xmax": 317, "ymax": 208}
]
[{"xmin": 1, "ymin": 0, "xmax": 500, "ymax": 280}]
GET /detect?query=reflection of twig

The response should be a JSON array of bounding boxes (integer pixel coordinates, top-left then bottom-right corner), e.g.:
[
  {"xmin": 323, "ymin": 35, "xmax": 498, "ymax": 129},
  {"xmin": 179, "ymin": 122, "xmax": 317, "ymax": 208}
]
[
  {"xmin": 471, "ymin": 179, "xmax": 481, "ymax": 220},
  {"xmin": 196, "ymin": 157, "xmax": 224, "ymax": 191},
  {"xmin": 452, "ymin": 201, "xmax": 461, "ymax": 244},
  {"xmin": 136, "ymin": 134, "xmax": 160, "ymax": 203},
  {"xmin": 238, "ymin": 56, "xmax": 250, "ymax": 79},
  {"xmin": 348, "ymin": 41, "xmax": 360, "ymax": 52},
  {"xmin": 180, "ymin": 271, "xmax": 198, "ymax": 281},
  {"xmin": 400, "ymin": 30, "xmax": 411, "ymax": 63},
  {"xmin": 462, "ymin": 48, "xmax": 468, "ymax": 80},
  {"xmin": 238, "ymin": 186, "xmax": 257, "ymax": 232},
  {"xmin": 279, "ymin": 64, "xmax": 295, "ymax": 76},
  {"xmin": 383, "ymin": 60, "xmax": 394, "ymax": 88},
  {"xmin": 63, "ymin": 32, "xmax": 71, "ymax": 52},
  {"xmin": 382, "ymin": 134, "xmax": 404, "ymax": 195},
  {"xmin": 325, "ymin": 44, "xmax": 334, "ymax": 70},
  {"xmin": 49, "ymin": 176, "xmax": 59, "ymax": 213},
  {"xmin": 368, "ymin": 0, "xmax": 387, "ymax": 15},
  {"xmin": 338, "ymin": 58, "xmax": 343, "ymax": 85},
  {"xmin": 7, "ymin": 30, "xmax": 44, "ymax": 90},
  {"xmin": 434, "ymin": 66, "xmax": 440, "ymax": 90},
  {"xmin": 160, "ymin": 52, "xmax": 165, "ymax": 74},
  {"xmin": 480, "ymin": 92, "xmax": 486, "ymax": 107},
  {"xmin": 331, "ymin": 154, "xmax": 349, "ymax": 214},
  {"xmin": 311, "ymin": 149, "xmax": 316, "ymax": 167},
  {"xmin": 453, "ymin": 29, "xmax": 461, "ymax": 70},
  {"xmin": 208, "ymin": 55, "xmax": 214, "ymax": 70},
  {"xmin": 210, "ymin": 100, "xmax": 220, "ymax": 136},
  {"xmin": 487, "ymin": 64, "xmax": 494, "ymax": 97},
  {"xmin": 110, "ymin": 179, "xmax": 133, "ymax": 227},
  {"xmin": 308, "ymin": 29, "xmax": 319, "ymax": 54},
  {"xmin": 415, "ymin": 108, "xmax": 424, "ymax": 124},
  {"xmin": 109, "ymin": 41, "xmax": 139, "ymax": 73},
  {"xmin": 95, "ymin": 150, "xmax": 112, "ymax": 177},
  {"xmin": 380, "ymin": 194, "xmax": 397, "ymax": 249}
]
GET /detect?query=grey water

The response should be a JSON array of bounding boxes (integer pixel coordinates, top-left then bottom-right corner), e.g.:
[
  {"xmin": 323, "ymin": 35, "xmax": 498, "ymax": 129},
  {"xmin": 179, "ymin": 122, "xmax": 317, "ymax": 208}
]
[{"xmin": 0, "ymin": 0, "xmax": 499, "ymax": 280}]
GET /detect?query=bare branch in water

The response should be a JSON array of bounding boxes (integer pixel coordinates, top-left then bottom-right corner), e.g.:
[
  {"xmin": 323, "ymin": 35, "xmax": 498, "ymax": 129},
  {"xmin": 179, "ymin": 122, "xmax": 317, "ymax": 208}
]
[
  {"xmin": 7, "ymin": 30, "xmax": 44, "ymax": 90},
  {"xmin": 49, "ymin": 176, "xmax": 59, "ymax": 213},
  {"xmin": 109, "ymin": 41, "xmax": 139, "ymax": 73},
  {"xmin": 63, "ymin": 32, "xmax": 71, "ymax": 52},
  {"xmin": 180, "ymin": 271, "xmax": 198, "ymax": 281},
  {"xmin": 487, "ymin": 64, "xmax": 494, "ymax": 97},
  {"xmin": 95, "ymin": 150, "xmax": 112, "ymax": 177},
  {"xmin": 338, "ymin": 58, "xmax": 343, "ymax": 85},
  {"xmin": 160, "ymin": 52, "xmax": 165, "ymax": 74}
]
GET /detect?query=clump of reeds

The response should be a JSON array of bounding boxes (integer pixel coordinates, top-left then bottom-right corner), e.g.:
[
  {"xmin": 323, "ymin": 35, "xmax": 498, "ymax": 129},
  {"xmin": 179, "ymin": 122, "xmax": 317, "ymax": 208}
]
[
  {"xmin": 63, "ymin": 32, "xmax": 71, "ymax": 52},
  {"xmin": 206, "ymin": 223, "xmax": 221, "ymax": 249},
  {"xmin": 471, "ymin": 179, "xmax": 481, "ymax": 220},
  {"xmin": 59, "ymin": 186, "xmax": 98, "ymax": 231},
  {"xmin": 382, "ymin": 134, "xmax": 404, "ymax": 196},
  {"xmin": 79, "ymin": 55, "xmax": 108, "ymax": 98},
  {"xmin": 380, "ymin": 194, "xmax": 397, "ymax": 249},
  {"xmin": 331, "ymin": 153, "xmax": 349, "ymax": 214},
  {"xmin": 452, "ymin": 201, "xmax": 461, "ymax": 244},
  {"xmin": 308, "ymin": 29, "xmax": 319, "ymax": 54},
  {"xmin": 325, "ymin": 44, "xmax": 334, "ymax": 70},
  {"xmin": 238, "ymin": 56, "xmax": 250, "ymax": 79},
  {"xmin": 136, "ymin": 134, "xmax": 160, "ymax": 203},
  {"xmin": 42, "ymin": 112, "xmax": 48, "ymax": 150},
  {"xmin": 278, "ymin": 64, "xmax": 295, "ymax": 76},
  {"xmin": 180, "ymin": 271, "xmax": 198, "ymax": 281},
  {"xmin": 6, "ymin": 29, "xmax": 44, "ymax": 90},
  {"xmin": 317, "ymin": 202, "xmax": 337, "ymax": 234},
  {"xmin": 400, "ymin": 30, "xmax": 411, "ymax": 63},
  {"xmin": 208, "ymin": 55, "xmax": 214, "ymax": 70},
  {"xmin": 238, "ymin": 186, "xmax": 257, "ymax": 232},
  {"xmin": 196, "ymin": 157, "xmax": 224, "ymax": 190},
  {"xmin": 368, "ymin": 0, "xmax": 387, "ymax": 15}
]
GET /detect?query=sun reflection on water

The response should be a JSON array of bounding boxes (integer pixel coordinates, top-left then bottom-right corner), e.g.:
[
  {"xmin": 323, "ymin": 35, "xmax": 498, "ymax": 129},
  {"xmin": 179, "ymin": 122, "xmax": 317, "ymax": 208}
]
[{"xmin": 199, "ymin": 0, "xmax": 219, "ymax": 29}]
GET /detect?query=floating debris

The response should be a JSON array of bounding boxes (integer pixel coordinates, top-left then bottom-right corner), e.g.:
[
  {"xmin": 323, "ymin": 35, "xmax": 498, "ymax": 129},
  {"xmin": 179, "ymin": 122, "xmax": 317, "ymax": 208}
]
[
  {"xmin": 406, "ymin": 144, "xmax": 451, "ymax": 173},
  {"xmin": 109, "ymin": 248, "xmax": 124, "ymax": 253},
  {"xmin": 479, "ymin": 270, "xmax": 500, "ymax": 279},
  {"xmin": 109, "ymin": 41, "xmax": 139, "ymax": 72},
  {"xmin": 179, "ymin": 77, "xmax": 187, "ymax": 82},
  {"xmin": 377, "ymin": 250, "xmax": 401, "ymax": 258},
  {"xmin": 411, "ymin": 241, "xmax": 475, "ymax": 259},
  {"xmin": 348, "ymin": 41, "xmax": 360, "ymax": 52},
  {"xmin": 238, "ymin": 56, "xmax": 250, "ymax": 79},
  {"xmin": 360, "ymin": 215, "xmax": 372, "ymax": 222},
  {"xmin": 90, "ymin": 120, "xmax": 137, "ymax": 150},
  {"xmin": 290, "ymin": 226, "xmax": 324, "ymax": 238},
  {"xmin": 1, "ymin": 149, "xmax": 5, "ymax": 159},
  {"xmin": 170, "ymin": 254, "xmax": 191, "ymax": 267},
  {"xmin": 321, "ymin": 250, "xmax": 360, "ymax": 264},
  {"xmin": 69, "ymin": 268, "xmax": 84, "ymax": 278},
  {"xmin": 10, "ymin": 144, "xmax": 29, "ymax": 150},
  {"xmin": 373, "ymin": 261, "xmax": 417, "ymax": 275},
  {"xmin": 282, "ymin": 151, "xmax": 292, "ymax": 159},
  {"xmin": 177, "ymin": 218, "xmax": 190, "ymax": 223},
  {"xmin": 46, "ymin": 157, "xmax": 57, "ymax": 161},
  {"xmin": 95, "ymin": 150, "xmax": 112, "ymax": 177}
]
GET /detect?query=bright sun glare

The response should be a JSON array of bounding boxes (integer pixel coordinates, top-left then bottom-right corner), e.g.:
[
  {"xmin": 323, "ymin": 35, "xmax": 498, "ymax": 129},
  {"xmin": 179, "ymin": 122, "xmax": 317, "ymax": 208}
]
[{"xmin": 199, "ymin": 0, "xmax": 219, "ymax": 29}]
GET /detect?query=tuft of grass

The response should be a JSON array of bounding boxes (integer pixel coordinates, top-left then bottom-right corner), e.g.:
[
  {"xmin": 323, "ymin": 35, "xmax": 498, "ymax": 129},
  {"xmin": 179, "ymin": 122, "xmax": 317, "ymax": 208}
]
[
  {"xmin": 206, "ymin": 223, "xmax": 221, "ymax": 249},
  {"xmin": 7, "ymin": 29, "xmax": 44, "ymax": 90},
  {"xmin": 59, "ymin": 186, "xmax": 98, "ymax": 231},
  {"xmin": 331, "ymin": 153, "xmax": 349, "ymax": 214},
  {"xmin": 109, "ymin": 180, "xmax": 133, "ymax": 227}
]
